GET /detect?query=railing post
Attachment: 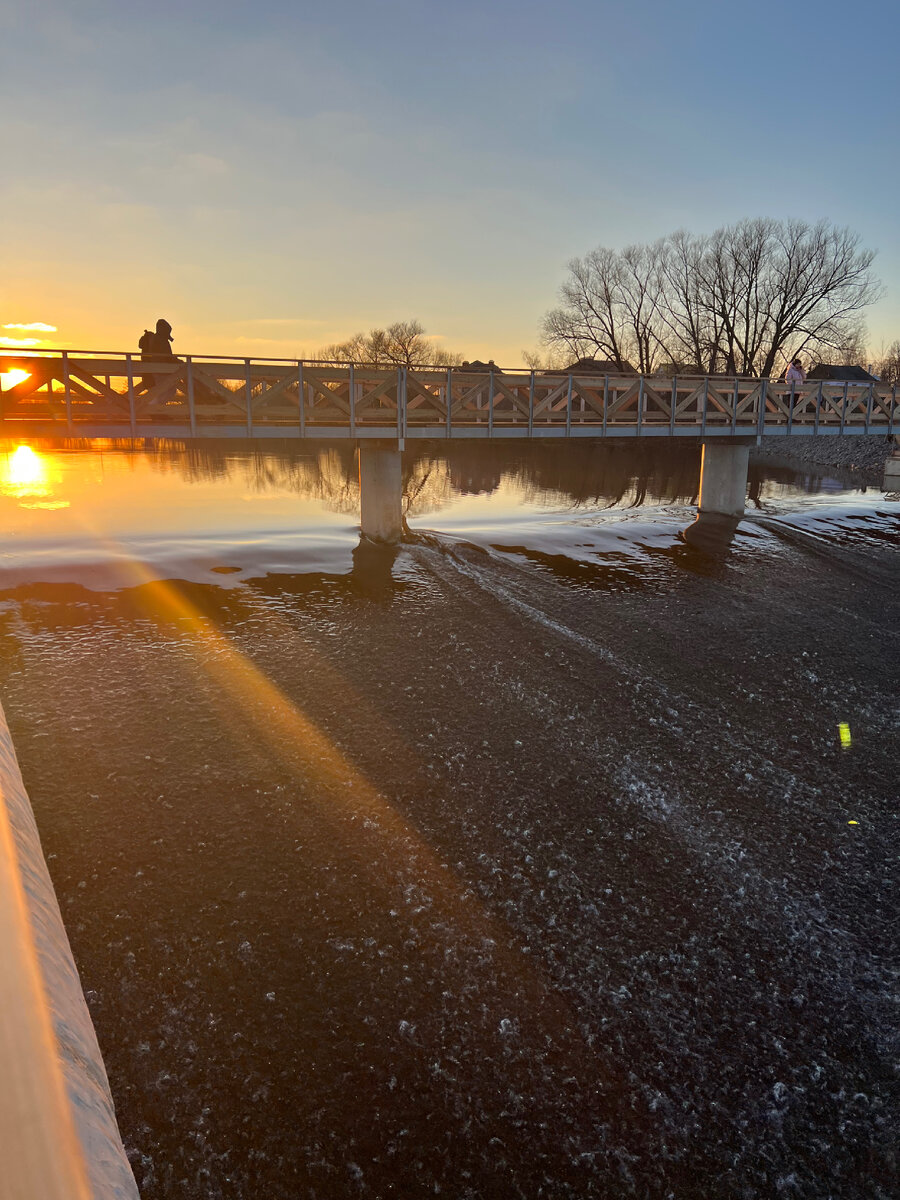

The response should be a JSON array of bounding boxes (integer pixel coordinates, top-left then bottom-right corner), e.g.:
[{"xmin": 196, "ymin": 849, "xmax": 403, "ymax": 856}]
[
  {"xmin": 298, "ymin": 361, "xmax": 306, "ymax": 437},
  {"xmin": 126, "ymin": 354, "xmax": 136, "ymax": 437},
  {"xmin": 61, "ymin": 350, "xmax": 73, "ymax": 433},
  {"xmin": 244, "ymin": 359, "xmax": 253, "ymax": 436},
  {"xmin": 840, "ymin": 382, "xmax": 848, "ymax": 434},
  {"xmin": 602, "ymin": 375, "xmax": 609, "ymax": 437},
  {"xmin": 186, "ymin": 356, "xmax": 196, "ymax": 436},
  {"xmin": 787, "ymin": 381, "xmax": 795, "ymax": 435},
  {"xmin": 446, "ymin": 368, "xmax": 452, "ymax": 438},
  {"xmin": 731, "ymin": 377, "xmax": 739, "ymax": 434},
  {"xmin": 890, "ymin": 384, "xmax": 897, "ymax": 437},
  {"xmin": 402, "ymin": 367, "xmax": 408, "ymax": 440},
  {"xmin": 757, "ymin": 378, "xmax": 768, "ymax": 437},
  {"xmin": 396, "ymin": 368, "xmax": 402, "ymax": 440},
  {"xmin": 700, "ymin": 376, "xmax": 709, "ymax": 436},
  {"xmin": 488, "ymin": 367, "xmax": 495, "ymax": 436},
  {"xmin": 814, "ymin": 381, "xmax": 822, "ymax": 435},
  {"xmin": 865, "ymin": 382, "xmax": 874, "ymax": 433},
  {"xmin": 670, "ymin": 376, "xmax": 677, "ymax": 435},
  {"xmin": 349, "ymin": 363, "xmax": 356, "ymax": 437},
  {"xmin": 565, "ymin": 373, "xmax": 572, "ymax": 437},
  {"xmin": 636, "ymin": 374, "xmax": 644, "ymax": 436},
  {"xmin": 528, "ymin": 370, "xmax": 535, "ymax": 438}
]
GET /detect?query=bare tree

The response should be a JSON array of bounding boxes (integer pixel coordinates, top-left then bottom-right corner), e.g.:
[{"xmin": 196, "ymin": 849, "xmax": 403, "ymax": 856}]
[
  {"xmin": 541, "ymin": 248, "xmax": 635, "ymax": 369},
  {"xmin": 874, "ymin": 339, "xmax": 900, "ymax": 384},
  {"xmin": 807, "ymin": 324, "xmax": 870, "ymax": 370},
  {"xmin": 316, "ymin": 320, "xmax": 463, "ymax": 368},
  {"xmin": 757, "ymin": 220, "xmax": 881, "ymax": 376},
  {"xmin": 521, "ymin": 348, "xmax": 566, "ymax": 370},
  {"xmin": 618, "ymin": 243, "xmax": 667, "ymax": 373},
  {"xmin": 543, "ymin": 219, "xmax": 882, "ymax": 377},
  {"xmin": 655, "ymin": 231, "xmax": 715, "ymax": 372}
]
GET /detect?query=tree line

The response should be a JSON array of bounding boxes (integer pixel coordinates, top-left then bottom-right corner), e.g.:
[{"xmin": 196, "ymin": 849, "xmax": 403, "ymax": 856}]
[
  {"xmin": 314, "ymin": 219, "xmax": 894, "ymax": 380},
  {"xmin": 540, "ymin": 218, "xmax": 884, "ymax": 378},
  {"xmin": 315, "ymin": 320, "xmax": 463, "ymax": 369}
]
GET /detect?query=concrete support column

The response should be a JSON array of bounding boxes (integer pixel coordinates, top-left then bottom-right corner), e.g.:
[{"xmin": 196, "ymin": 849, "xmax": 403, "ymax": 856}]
[
  {"xmin": 359, "ymin": 443, "xmax": 403, "ymax": 544},
  {"xmin": 682, "ymin": 439, "xmax": 751, "ymax": 553},
  {"xmin": 698, "ymin": 440, "xmax": 750, "ymax": 519}
]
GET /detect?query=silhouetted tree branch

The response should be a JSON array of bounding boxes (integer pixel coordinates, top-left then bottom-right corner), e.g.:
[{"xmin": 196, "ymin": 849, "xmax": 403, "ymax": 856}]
[
  {"xmin": 316, "ymin": 320, "xmax": 463, "ymax": 368},
  {"xmin": 542, "ymin": 219, "xmax": 882, "ymax": 376}
]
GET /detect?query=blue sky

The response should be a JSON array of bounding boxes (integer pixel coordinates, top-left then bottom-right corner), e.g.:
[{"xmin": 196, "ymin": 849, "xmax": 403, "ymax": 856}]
[{"xmin": 2, "ymin": 0, "xmax": 897, "ymax": 363}]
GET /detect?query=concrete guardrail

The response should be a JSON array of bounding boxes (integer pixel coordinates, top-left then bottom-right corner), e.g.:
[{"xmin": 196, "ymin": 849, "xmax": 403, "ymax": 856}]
[{"xmin": 0, "ymin": 700, "xmax": 138, "ymax": 1199}]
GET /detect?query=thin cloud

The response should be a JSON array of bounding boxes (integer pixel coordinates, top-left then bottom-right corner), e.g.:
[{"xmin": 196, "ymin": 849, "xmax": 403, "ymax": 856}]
[
  {"xmin": 180, "ymin": 153, "xmax": 229, "ymax": 175},
  {"xmin": 234, "ymin": 336, "xmax": 302, "ymax": 347},
  {"xmin": 242, "ymin": 318, "xmax": 327, "ymax": 327},
  {"xmin": 0, "ymin": 336, "xmax": 42, "ymax": 346},
  {"xmin": 3, "ymin": 322, "xmax": 57, "ymax": 332}
]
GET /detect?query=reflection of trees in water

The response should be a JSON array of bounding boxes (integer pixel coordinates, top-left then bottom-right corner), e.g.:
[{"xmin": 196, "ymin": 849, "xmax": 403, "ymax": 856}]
[
  {"xmin": 130, "ymin": 439, "xmax": 709, "ymax": 513},
  {"xmin": 404, "ymin": 442, "xmax": 703, "ymax": 515},
  {"xmin": 74, "ymin": 437, "xmax": 851, "ymax": 517},
  {"xmin": 144, "ymin": 441, "xmax": 362, "ymax": 514},
  {"xmin": 137, "ymin": 439, "xmax": 704, "ymax": 514}
]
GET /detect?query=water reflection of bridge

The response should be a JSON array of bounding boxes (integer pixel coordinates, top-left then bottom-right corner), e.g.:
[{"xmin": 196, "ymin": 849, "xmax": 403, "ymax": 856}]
[{"xmin": 2, "ymin": 353, "xmax": 896, "ymax": 544}]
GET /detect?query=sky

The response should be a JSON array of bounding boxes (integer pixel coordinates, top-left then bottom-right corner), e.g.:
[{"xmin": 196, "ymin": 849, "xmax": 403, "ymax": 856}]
[{"xmin": 1, "ymin": 0, "xmax": 898, "ymax": 367}]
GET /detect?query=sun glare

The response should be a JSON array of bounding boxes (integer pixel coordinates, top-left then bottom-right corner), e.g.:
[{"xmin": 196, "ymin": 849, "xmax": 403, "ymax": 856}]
[
  {"xmin": 1, "ymin": 445, "xmax": 49, "ymax": 496},
  {"xmin": 0, "ymin": 368, "xmax": 31, "ymax": 391}
]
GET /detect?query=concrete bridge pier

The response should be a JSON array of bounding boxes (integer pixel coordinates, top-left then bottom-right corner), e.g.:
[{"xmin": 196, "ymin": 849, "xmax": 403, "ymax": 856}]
[
  {"xmin": 682, "ymin": 439, "xmax": 751, "ymax": 552},
  {"xmin": 884, "ymin": 436, "xmax": 900, "ymax": 490},
  {"xmin": 358, "ymin": 443, "xmax": 403, "ymax": 544}
]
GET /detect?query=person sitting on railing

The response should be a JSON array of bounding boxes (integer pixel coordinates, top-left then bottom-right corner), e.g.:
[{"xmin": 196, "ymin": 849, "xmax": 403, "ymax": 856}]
[{"xmin": 137, "ymin": 318, "xmax": 178, "ymax": 394}]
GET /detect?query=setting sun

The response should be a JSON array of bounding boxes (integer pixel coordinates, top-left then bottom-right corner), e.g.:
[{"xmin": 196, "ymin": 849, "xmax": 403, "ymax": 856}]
[{"xmin": 0, "ymin": 368, "xmax": 31, "ymax": 391}]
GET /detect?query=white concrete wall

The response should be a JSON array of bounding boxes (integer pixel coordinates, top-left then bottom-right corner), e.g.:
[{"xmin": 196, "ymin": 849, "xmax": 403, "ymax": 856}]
[{"xmin": 0, "ymin": 702, "xmax": 139, "ymax": 1200}]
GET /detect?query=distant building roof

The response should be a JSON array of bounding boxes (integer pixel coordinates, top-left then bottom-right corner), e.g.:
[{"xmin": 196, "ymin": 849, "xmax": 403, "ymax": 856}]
[
  {"xmin": 552, "ymin": 357, "xmax": 637, "ymax": 375},
  {"xmin": 460, "ymin": 359, "xmax": 496, "ymax": 372},
  {"xmin": 806, "ymin": 364, "xmax": 877, "ymax": 382}
]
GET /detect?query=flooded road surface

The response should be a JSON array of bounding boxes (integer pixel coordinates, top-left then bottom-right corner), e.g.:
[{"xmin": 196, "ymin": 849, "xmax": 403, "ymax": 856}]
[{"xmin": 0, "ymin": 439, "xmax": 897, "ymax": 1199}]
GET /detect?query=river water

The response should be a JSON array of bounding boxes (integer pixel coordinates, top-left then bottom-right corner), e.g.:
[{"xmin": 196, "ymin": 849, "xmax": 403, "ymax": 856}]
[{"xmin": 0, "ymin": 439, "xmax": 896, "ymax": 1199}]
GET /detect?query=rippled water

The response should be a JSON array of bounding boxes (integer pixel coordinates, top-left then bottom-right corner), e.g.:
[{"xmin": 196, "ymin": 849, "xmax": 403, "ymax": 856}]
[
  {"xmin": 0, "ymin": 438, "xmax": 894, "ymax": 585},
  {"xmin": 0, "ymin": 438, "xmax": 896, "ymax": 1199}
]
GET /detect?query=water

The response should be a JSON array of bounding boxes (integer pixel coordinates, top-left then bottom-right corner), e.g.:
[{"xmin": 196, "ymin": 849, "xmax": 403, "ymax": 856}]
[
  {"xmin": 0, "ymin": 439, "xmax": 896, "ymax": 1199},
  {"xmin": 0, "ymin": 439, "xmax": 893, "ymax": 586}
]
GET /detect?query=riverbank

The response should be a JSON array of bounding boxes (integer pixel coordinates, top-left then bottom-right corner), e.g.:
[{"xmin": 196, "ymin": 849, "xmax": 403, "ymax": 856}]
[{"xmin": 754, "ymin": 433, "xmax": 896, "ymax": 480}]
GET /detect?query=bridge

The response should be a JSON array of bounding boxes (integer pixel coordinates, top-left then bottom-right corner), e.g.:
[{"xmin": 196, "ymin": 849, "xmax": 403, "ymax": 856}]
[{"xmin": 2, "ymin": 350, "xmax": 897, "ymax": 544}]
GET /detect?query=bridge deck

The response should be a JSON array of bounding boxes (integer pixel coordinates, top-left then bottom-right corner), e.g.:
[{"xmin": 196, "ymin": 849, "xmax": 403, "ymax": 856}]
[{"xmin": 1, "ymin": 353, "xmax": 895, "ymax": 440}]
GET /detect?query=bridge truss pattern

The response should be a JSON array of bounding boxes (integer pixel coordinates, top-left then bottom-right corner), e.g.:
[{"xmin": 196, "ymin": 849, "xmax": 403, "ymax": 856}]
[{"xmin": 1, "ymin": 353, "xmax": 896, "ymax": 440}]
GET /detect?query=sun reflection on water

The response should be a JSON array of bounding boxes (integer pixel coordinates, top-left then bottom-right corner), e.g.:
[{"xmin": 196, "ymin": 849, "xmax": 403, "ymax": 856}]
[
  {"xmin": 0, "ymin": 444, "xmax": 68, "ymax": 506},
  {"xmin": 7, "ymin": 445, "xmax": 44, "ymax": 486}
]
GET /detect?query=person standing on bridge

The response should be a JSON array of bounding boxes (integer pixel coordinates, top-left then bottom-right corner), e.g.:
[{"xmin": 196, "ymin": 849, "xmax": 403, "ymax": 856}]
[{"xmin": 785, "ymin": 357, "xmax": 806, "ymax": 387}]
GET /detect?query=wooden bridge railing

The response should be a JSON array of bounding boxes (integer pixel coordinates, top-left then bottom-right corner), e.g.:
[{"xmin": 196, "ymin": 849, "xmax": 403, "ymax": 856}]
[{"xmin": 1, "ymin": 352, "xmax": 896, "ymax": 438}]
